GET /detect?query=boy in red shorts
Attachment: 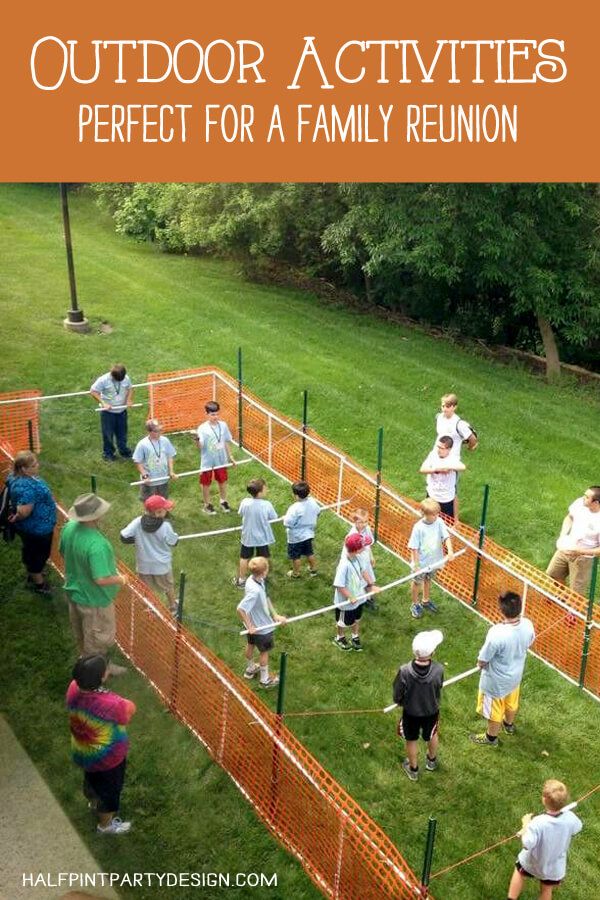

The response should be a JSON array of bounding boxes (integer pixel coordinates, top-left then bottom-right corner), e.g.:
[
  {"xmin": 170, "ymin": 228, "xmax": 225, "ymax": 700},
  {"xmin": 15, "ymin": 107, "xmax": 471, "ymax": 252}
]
[{"xmin": 195, "ymin": 400, "xmax": 236, "ymax": 515}]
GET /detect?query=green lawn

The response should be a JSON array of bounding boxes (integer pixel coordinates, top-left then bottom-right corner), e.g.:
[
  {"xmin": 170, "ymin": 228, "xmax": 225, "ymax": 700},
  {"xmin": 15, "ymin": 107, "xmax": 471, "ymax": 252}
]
[{"xmin": 0, "ymin": 183, "xmax": 599, "ymax": 900}]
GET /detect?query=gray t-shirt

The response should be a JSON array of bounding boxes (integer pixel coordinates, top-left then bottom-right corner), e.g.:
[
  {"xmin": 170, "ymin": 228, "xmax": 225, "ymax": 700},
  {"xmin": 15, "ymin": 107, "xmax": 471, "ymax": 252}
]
[
  {"xmin": 132, "ymin": 435, "xmax": 176, "ymax": 484},
  {"xmin": 120, "ymin": 516, "xmax": 178, "ymax": 576},
  {"xmin": 408, "ymin": 517, "xmax": 449, "ymax": 569},
  {"xmin": 283, "ymin": 497, "xmax": 321, "ymax": 543},
  {"xmin": 237, "ymin": 576, "xmax": 274, "ymax": 634},
  {"xmin": 196, "ymin": 419, "xmax": 233, "ymax": 470},
  {"xmin": 238, "ymin": 498, "xmax": 278, "ymax": 547},
  {"xmin": 478, "ymin": 617, "xmax": 536, "ymax": 698},
  {"xmin": 90, "ymin": 372, "xmax": 132, "ymax": 412},
  {"xmin": 333, "ymin": 555, "xmax": 367, "ymax": 609},
  {"xmin": 518, "ymin": 811, "xmax": 582, "ymax": 881}
]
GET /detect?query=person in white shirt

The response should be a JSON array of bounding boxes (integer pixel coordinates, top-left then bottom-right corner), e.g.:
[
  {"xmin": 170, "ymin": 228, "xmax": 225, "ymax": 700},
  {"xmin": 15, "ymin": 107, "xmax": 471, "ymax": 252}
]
[
  {"xmin": 546, "ymin": 486, "xmax": 600, "ymax": 596},
  {"xmin": 433, "ymin": 393, "xmax": 477, "ymax": 520},
  {"xmin": 470, "ymin": 591, "xmax": 535, "ymax": 747},
  {"xmin": 507, "ymin": 779, "xmax": 582, "ymax": 900},
  {"xmin": 132, "ymin": 419, "xmax": 177, "ymax": 501},
  {"xmin": 420, "ymin": 435, "xmax": 466, "ymax": 521},
  {"xmin": 90, "ymin": 364, "xmax": 133, "ymax": 461}
]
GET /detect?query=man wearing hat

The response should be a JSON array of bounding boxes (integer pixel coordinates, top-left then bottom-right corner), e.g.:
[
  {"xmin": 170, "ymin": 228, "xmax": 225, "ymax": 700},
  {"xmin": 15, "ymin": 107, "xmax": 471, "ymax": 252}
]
[
  {"xmin": 59, "ymin": 494, "xmax": 127, "ymax": 676},
  {"xmin": 393, "ymin": 630, "xmax": 444, "ymax": 781}
]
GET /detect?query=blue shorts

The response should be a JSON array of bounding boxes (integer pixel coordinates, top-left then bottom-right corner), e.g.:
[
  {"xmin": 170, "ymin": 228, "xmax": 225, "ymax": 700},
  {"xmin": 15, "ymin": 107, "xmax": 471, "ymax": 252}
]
[{"xmin": 287, "ymin": 538, "xmax": 314, "ymax": 560}]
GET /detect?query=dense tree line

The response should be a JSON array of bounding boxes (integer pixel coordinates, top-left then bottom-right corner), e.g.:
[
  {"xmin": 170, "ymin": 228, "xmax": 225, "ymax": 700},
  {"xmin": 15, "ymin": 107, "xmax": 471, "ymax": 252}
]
[{"xmin": 91, "ymin": 183, "xmax": 600, "ymax": 378}]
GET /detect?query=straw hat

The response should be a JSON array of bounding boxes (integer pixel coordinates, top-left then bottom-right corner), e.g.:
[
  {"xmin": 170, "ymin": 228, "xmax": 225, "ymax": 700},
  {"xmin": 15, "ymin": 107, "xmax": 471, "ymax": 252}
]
[{"xmin": 68, "ymin": 493, "xmax": 112, "ymax": 522}]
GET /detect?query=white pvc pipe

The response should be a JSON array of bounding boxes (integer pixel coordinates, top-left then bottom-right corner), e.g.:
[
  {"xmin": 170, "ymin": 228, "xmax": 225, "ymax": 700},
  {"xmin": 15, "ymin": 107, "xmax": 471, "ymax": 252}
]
[
  {"xmin": 94, "ymin": 403, "xmax": 144, "ymax": 412},
  {"xmin": 129, "ymin": 458, "xmax": 253, "ymax": 486},
  {"xmin": 240, "ymin": 550, "xmax": 466, "ymax": 635}
]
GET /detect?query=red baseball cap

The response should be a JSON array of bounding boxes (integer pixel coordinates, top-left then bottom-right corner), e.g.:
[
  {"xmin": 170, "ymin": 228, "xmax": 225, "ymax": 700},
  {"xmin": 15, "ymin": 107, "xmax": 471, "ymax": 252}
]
[
  {"xmin": 144, "ymin": 495, "xmax": 175, "ymax": 512},
  {"xmin": 345, "ymin": 533, "xmax": 365, "ymax": 553}
]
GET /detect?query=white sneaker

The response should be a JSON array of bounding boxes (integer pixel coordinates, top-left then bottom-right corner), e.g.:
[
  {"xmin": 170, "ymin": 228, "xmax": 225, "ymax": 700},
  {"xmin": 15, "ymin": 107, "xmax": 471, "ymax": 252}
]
[
  {"xmin": 106, "ymin": 663, "xmax": 128, "ymax": 677},
  {"xmin": 97, "ymin": 816, "xmax": 131, "ymax": 835},
  {"xmin": 243, "ymin": 663, "xmax": 260, "ymax": 680}
]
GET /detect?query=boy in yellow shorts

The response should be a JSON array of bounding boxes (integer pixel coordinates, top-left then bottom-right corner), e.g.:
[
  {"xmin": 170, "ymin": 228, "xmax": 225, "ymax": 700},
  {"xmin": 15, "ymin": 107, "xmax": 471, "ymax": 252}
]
[{"xmin": 470, "ymin": 591, "xmax": 535, "ymax": 747}]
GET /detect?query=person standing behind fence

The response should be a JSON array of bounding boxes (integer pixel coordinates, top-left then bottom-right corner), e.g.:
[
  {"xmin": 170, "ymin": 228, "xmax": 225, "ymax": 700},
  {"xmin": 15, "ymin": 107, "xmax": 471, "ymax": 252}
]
[
  {"xmin": 283, "ymin": 480, "xmax": 321, "ymax": 579},
  {"xmin": 433, "ymin": 393, "xmax": 477, "ymax": 520},
  {"xmin": 195, "ymin": 400, "xmax": 236, "ymax": 516},
  {"xmin": 507, "ymin": 779, "xmax": 582, "ymax": 900},
  {"xmin": 6, "ymin": 451, "xmax": 57, "ymax": 595},
  {"xmin": 67, "ymin": 654, "xmax": 135, "ymax": 835},
  {"xmin": 470, "ymin": 591, "xmax": 535, "ymax": 747},
  {"xmin": 420, "ymin": 435, "xmax": 465, "ymax": 521},
  {"xmin": 90, "ymin": 364, "xmax": 133, "ymax": 462},
  {"xmin": 393, "ymin": 629, "xmax": 444, "ymax": 782},
  {"xmin": 546, "ymin": 486, "xmax": 600, "ymax": 597},
  {"xmin": 237, "ymin": 557, "xmax": 286, "ymax": 689},
  {"xmin": 132, "ymin": 419, "xmax": 177, "ymax": 501},
  {"xmin": 120, "ymin": 494, "xmax": 179, "ymax": 615},
  {"xmin": 60, "ymin": 493, "xmax": 128, "ymax": 677},
  {"xmin": 233, "ymin": 479, "xmax": 278, "ymax": 588}
]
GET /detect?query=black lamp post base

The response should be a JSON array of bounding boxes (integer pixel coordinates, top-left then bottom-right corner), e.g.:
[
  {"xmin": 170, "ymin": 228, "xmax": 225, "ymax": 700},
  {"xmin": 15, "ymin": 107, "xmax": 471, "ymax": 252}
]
[{"xmin": 63, "ymin": 314, "xmax": 90, "ymax": 333}]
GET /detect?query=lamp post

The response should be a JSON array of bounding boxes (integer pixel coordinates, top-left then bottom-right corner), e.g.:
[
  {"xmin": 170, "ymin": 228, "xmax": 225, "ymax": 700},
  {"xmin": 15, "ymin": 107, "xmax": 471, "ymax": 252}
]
[{"xmin": 60, "ymin": 183, "xmax": 89, "ymax": 332}]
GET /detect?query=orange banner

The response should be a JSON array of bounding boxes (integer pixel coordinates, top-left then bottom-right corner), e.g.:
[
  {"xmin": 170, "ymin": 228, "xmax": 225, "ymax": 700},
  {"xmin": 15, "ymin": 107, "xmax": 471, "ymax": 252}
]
[{"xmin": 2, "ymin": 1, "xmax": 599, "ymax": 181}]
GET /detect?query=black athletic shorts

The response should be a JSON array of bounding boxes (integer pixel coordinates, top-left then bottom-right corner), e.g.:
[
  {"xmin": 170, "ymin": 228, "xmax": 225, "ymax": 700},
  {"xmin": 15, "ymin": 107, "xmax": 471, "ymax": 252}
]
[
  {"xmin": 334, "ymin": 604, "xmax": 364, "ymax": 627},
  {"xmin": 240, "ymin": 544, "xmax": 271, "ymax": 560},
  {"xmin": 398, "ymin": 712, "xmax": 439, "ymax": 742},
  {"xmin": 83, "ymin": 758, "xmax": 127, "ymax": 814},
  {"xmin": 287, "ymin": 538, "xmax": 314, "ymax": 560},
  {"xmin": 247, "ymin": 631, "xmax": 274, "ymax": 652}
]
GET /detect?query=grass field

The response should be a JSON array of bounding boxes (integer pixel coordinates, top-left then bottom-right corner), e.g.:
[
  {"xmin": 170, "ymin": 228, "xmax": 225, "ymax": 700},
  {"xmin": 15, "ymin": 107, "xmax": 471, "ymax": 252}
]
[{"xmin": 1, "ymin": 183, "xmax": 599, "ymax": 900}]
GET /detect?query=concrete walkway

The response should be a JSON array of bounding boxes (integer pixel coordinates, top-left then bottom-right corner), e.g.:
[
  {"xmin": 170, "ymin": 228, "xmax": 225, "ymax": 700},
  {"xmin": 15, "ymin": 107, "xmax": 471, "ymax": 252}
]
[{"xmin": 0, "ymin": 716, "xmax": 118, "ymax": 900}]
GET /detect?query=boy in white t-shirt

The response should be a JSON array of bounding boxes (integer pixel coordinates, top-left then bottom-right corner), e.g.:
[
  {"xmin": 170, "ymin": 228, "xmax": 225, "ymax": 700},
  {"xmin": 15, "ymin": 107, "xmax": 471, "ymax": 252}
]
[
  {"xmin": 120, "ymin": 494, "xmax": 179, "ymax": 614},
  {"xmin": 420, "ymin": 435, "xmax": 465, "ymax": 521},
  {"xmin": 507, "ymin": 780, "xmax": 582, "ymax": 900},
  {"xmin": 233, "ymin": 479, "xmax": 278, "ymax": 588},
  {"xmin": 283, "ymin": 481, "xmax": 321, "ymax": 578},
  {"xmin": 408, "ymin": 499, "xmax": 454, "ymax": 619},
  {"xmin": 237, "ymin": 557, "xmax": 286, "ymax": 689},
  {"xmin": 132, "ymin": 419, "xmax": 177, "ymax": 501},
  {"xmin": 546, "ymin": 486, "xmax": 600, "ymax": 596},
  {"xmin": 195, "ymin": 400, "xmax": 236, "ymax": 516},
  {"xmin": 345, "ymin": 508, "xmax": 378, "ymax": 610}
]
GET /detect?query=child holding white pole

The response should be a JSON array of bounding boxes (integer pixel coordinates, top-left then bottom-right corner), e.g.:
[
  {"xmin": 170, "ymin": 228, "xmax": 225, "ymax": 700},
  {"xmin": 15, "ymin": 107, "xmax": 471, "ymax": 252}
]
[
  {"xmin": 346, "ymin": 507, "xmax": 378, "ymax": 610},
  {"xmin": 237, "ymin": 557, "xmax": 286, "ymax": 689},
  {"xmin": 333, "ymin": 533, "xmax": 373, "ymax": 652},
  {"xmin": 408, "ymin": 498, "xmax": 454, "ymax": 618}
]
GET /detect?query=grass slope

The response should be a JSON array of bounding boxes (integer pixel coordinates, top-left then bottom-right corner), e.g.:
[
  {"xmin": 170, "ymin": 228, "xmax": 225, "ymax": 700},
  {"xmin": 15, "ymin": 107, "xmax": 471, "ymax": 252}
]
[{"xmin": 0, "ymin": 183, "xmax": 599, "ymax": 900}]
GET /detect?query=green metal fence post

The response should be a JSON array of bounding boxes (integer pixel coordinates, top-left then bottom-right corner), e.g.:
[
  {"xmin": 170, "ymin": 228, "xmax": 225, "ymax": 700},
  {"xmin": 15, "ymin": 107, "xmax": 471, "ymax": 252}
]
[
  {"xmin": 471, "ymin": 484, "xmax": 490, "ymax": 607},
  {"xmin": 90, "ymin": 475, "xmax": 97, "ymax": 494},
  {"xmin": 300, "ymin": 391, "xmax": 308, "ymax": 481},
  {"xmin": 373, "ymin": 427, "xmax": 384, "ymax": 543},
  {"xmin": 276, "ymin": 651, "xmax": 288, "ymax": 717},
  {"xmin": 420, "ymin": 815, "xmax": 437, "ymax": 896},
  {"xmin": 579, "ymin": 557, "xmax": 598, "ymax": 689},
  {"xmin": 27, "ymin": 419, "xmax": 34, "ymax": 453},
  {"xmin": 176, "ymin": 571, "xmax": 186, "ymax": 624},
  {"xmin": 237, "ymin": 347, "xmax": 243, "ymax": 450}
]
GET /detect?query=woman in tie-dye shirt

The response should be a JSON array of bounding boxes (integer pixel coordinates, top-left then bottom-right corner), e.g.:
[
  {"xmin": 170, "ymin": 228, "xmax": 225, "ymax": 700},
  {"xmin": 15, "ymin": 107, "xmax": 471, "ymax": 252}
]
[{"xmin": 66, "ymin": 655, "xmax": 136, "ymax": 835}]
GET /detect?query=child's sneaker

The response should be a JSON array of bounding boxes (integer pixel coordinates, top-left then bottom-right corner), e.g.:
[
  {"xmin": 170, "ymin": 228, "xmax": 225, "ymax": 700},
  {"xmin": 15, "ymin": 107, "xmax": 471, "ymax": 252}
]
[
  {"xmin": 243, "ymin": 663, "xmax": 260, "ymax": 680},
  {"xmin": 423, "ymin": 600, "xmax": 439, "ymax": 614},
  {"xmin": 411, "ymin": 603, "xmax": 424, "ymax": 619},
  {"xmin": 97, "ymin": 816, "xmax": 132, "ymax": 835},
  {"xmin": 286, "ymin": 570, "xmax": 301, "ymax": 579},
  {"xmin": 204, "ymin": 504, "xmax": 217, "ymax": 516},
  {"xmin": 502, "ymin": 720, "xmax": 516, "ymax": 735},
  {"xmin": 402, "ymin": 759, "xmax": 419, "ymax": 782},
  {"xmin": 469, "ymin": 732, "xmax": 499, "ymax": 748},
  {"xmin": 259, "ymin": 674, "xmax": 280, "ymax": 690},
  {"xmin": 231, "ymin": 576, "xmax": 245, "ymax": 589},
  {"xmin": 308, "ymin": 569, "xmax": 319, "ymax": 577},
  {"xmin": 332, "ymin": 635, "xmax": 352, "ymax": 652},
  {"xmin": 220, "ymin": 500, "xmax": 231, "ymax": 513},
  {"xmin": 425, "ymin": 756, "xmax": 438, "ymax": 772},
  {"xmin": 351, "ymin": 636, "xmax": 364, "ymax": 652}
]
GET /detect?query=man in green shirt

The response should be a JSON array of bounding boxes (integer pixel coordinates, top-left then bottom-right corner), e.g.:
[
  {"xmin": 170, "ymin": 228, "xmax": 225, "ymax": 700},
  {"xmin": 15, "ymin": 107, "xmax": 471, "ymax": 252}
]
[{"xmin": 60, "ymin": 493, "xmax": 128, "ymax": 676}]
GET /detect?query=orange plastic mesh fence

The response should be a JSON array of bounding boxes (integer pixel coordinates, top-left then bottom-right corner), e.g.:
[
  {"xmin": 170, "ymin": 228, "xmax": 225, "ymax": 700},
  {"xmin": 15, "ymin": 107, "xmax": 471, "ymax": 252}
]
[
  {"xmin": 148, "ymin": 368, "xmax": 217, "ymax": 433},
  {"xmin": 0, "ymin": 390, "xmax": 41, "ymax": 454}
]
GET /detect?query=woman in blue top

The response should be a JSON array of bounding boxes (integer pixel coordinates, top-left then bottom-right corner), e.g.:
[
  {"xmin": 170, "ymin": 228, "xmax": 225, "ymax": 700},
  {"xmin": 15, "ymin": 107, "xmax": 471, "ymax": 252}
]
[{"xmin": 7, "ymin": 451, "xmax": 57, "ymax": 595}]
